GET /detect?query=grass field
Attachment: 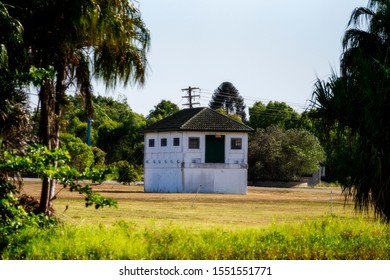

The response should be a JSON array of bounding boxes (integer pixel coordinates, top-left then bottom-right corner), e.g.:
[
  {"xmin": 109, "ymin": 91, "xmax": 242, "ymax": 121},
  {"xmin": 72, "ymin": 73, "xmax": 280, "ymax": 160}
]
[
  {"xmin": 6, "ymin": 180, "xmax": 387, "ymax": 260},
  {"xmin": 21, "ymin": 180, "xmax": 365, "ymax": 230}
]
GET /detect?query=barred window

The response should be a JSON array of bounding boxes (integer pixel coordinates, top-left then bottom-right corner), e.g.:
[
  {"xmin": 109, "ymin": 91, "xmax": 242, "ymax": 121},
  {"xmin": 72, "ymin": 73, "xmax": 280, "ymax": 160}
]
[
  {"xmin": 188, "ymin": 137, "xmax": 200, "ymax": 149},
  {"xmin": 231, "ymin": 138, "xmax": 242, "ymax": 150}
]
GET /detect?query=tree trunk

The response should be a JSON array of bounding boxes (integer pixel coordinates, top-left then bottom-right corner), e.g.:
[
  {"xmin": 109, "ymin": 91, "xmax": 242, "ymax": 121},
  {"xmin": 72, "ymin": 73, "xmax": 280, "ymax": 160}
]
[
  {"xmin": 37, "ymin": 57, "xmax": 67, "ymax": 215},
  {"xmin": 48, "ymin": 61, "xmax": 67, "ymax": 209},
  {"xmin": 38, "ymin": 79, "xmax": 55, "ymax": 214}
]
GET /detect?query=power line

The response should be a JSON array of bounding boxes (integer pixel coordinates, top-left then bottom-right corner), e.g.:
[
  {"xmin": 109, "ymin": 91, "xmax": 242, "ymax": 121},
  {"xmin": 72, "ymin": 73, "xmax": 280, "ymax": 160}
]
[
  {"xmin": 199, "ymin": 96, "xmax": 306, "ymax": 116},
  {"xmin": 199, "ymin": 88, "xmax": 308, "ymax": 112},
  {"xmin": 178, "ymin": 86, "xmax": 309, "ymax": 116}
]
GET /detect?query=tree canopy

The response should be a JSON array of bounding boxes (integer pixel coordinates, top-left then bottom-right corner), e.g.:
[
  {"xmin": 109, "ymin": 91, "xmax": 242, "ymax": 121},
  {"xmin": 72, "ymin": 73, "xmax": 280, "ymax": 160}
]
[
  {"xmin": 311, "ymin": 0, "xmax": 390, "ymax": 222},
  {"xmin": 248, "ymin": 126, "xmax": 325, "ymax": 182},
  {"xmin": 146, "ymin": 100, "xmax": 180, "ymax": 124},
  {"xmin": 209, "ymin": 82, "xmax": 246, "ymax": 121},
  {"xmin": 1, "ymin": 0, "xmax": 150, "ymax": 214},
  {"xmin": 249, "ymin": 101, "xmax": 300, "ymax": 130}
]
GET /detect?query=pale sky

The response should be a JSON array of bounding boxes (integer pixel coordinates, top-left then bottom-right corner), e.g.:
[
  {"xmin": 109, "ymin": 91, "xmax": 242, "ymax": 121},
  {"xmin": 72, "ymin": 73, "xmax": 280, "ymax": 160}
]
[{"xmin": 95, "ymin": 0, "xmax": 368, "ymax": 116}]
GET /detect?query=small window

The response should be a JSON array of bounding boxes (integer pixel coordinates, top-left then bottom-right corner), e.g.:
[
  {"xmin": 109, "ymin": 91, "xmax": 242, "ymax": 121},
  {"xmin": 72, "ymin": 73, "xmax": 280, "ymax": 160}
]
[
  {"xmin": 188, "ymin": 137, "xmax": 200, "ymax": 149},
  {"xmin": 173, "ymin": 137, "xmax": 180, "ymax": 146},
  {"xmin": 231, "ymin": 138, "xmax": 242, "ymax": 150},
  {"xmin": 161, "ymin": 138, "xmax": 167, "ymax": 147},
  {"xmin": 149, "ymin": 139, "xmax": 155, "ymax": 147}
]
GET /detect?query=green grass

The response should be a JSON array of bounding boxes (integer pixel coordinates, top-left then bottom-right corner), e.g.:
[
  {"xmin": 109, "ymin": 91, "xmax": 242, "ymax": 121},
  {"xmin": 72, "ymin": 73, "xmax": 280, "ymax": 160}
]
[
  {"xmin": 52, "ymin": 189, "xmax": 359, "ymax": 230},
  {"xmin": 9, "ymin": 183, "xmax": 387, "ymax": 260},
  {"xmin": 2, "ymin": 217, "xmax": 389, "ymax": 260}
]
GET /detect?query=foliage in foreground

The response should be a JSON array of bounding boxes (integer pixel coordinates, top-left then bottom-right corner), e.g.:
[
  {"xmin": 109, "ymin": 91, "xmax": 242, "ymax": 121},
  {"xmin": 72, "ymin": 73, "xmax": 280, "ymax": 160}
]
[
  {"xmin": 0, "ymin": 144, "xmax": 118, "ymax": 254},
  {"xmin": 1, "ymin": 144, "xmax": 117, "ymax": 209},
  {"xmin": 2, "ymin": 217, "xmax": 389, "ymax": 260},
  {"xmin": 311, "ymin": 0, "xmax": 390, "ymax": 222},
  {"xmin": 0, "ymin": 178, "xmax": 57, "ymax": 254}
]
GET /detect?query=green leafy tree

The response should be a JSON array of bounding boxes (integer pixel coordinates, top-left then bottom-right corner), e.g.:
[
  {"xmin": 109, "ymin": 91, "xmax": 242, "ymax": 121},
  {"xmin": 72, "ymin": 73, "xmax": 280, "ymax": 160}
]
[
  {"xmin": 96, "ymin": 119, "xmax": 121, "ymax": 162},
  {"xmin": 248, "ymin": 101, "xmax": 266, "ymax": 128},
  {"xmin": 147, "ymin": 100, "xmax": 180, "ymax": 124},
  {"xmin": 249, "ymin": 101, "xmax": 300, "ymax": 129},
  {"xmin": 64, "ymin": 94, "xmax": 146, "ymax": 169},
  {"xmin": 249, "ymin": 126, "xmax": 286, "ymax": 181},
  {"xmin": 311, "ymin": 0, "xmax": 390, "ymax": 222},
  {"xmin": 92, "ymin": 147, "xmax": 106, "ymax": 169},
  {"xmin": 113, "ymin": 160, "xmax": 142, "ymax": 185},
  {"xmin": 283, "ymin": 129, "xmax": 326, "ymax": 179},
  {"xmin": 60, "ymin": 134, "xmax": 94, "ymax": 172},
  {"xmin": 0, "ymin": 177, "xmax": 56, "ymax": 255},
  {"xmin": 95, "ymin": 112, "xmax": 145, "ymax": 165},
  {"xmin": 4, "ymin": 0, "xmax": 150, "ymax": 214},
  {"xmin": 248, "ymin": 126, "xmax": 325, "ymax": 181},
  {"xmin": 0, "ymin": 144, "xmax": 116, "ymax": 253}
]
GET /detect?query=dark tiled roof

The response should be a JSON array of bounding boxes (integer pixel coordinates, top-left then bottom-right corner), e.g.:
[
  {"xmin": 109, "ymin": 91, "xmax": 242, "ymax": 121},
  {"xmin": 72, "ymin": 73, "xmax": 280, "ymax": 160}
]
[{"xmin": 143, "ymin": 107, "xmax": 254, "ymax": 133}]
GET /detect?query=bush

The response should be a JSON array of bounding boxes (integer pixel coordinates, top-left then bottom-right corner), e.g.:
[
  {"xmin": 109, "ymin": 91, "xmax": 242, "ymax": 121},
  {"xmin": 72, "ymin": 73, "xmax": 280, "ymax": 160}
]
[
  {"xmin": 60, "ymin": 134, "xmax": 94, "ymax": 171},
  {"xmin": 0, "ymin": 178, "xmax": 56, "ymax": 255},
  {"xmin": 112, "ymin": 161, "xmax": 142, "ymax": 184},
  {"xmin": 249, "ymin": 126, "xmax": 325, "ymax": 181},
  {"xmin": 91, "ymin": 147, "xmax": 106, "ymax": 168}
]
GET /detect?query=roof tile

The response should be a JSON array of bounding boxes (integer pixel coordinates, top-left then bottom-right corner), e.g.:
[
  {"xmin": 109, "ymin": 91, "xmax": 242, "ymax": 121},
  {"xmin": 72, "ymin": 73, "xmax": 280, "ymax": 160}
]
[{"xmin": 143, "ymin": 107, "xmax": 254, "ymax": 132}]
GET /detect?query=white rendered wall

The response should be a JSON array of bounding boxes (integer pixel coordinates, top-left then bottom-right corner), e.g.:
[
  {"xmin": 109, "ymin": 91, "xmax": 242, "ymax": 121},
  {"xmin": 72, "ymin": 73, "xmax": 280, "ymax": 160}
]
[
  {"xmin": 144, "ymin": 132, "xmax": 183, "ymax": 192},
  {"xmin": 182, "ymin": 164, "xmax": 247, "ymax": 194},
  {"xmin": 144, "ymin": 131, "xmax": 248, "ymax": 194}
]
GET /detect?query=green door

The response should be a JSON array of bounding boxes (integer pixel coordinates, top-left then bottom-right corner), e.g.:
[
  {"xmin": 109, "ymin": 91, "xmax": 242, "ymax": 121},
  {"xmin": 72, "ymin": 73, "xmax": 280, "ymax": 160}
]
[{"xmin": 205, "ymin": 135, "xmax": 225, "ymax": 163}]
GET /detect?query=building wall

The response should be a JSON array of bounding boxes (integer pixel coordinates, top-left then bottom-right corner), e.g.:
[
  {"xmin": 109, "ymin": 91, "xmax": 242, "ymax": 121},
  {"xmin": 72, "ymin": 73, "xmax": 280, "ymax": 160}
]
[
  {"xmin": 144, "ymin": 131, "xmax": 248, "ymax": 194},
  {"xmin": 181, "ymin": 164, "xmax": 247, "ymax": 194}
]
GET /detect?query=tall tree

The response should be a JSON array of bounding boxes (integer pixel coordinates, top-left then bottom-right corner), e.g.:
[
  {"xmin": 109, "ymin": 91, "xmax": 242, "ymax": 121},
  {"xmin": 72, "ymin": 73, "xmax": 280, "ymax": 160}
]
[
  {"xmin": 209, "ymin": 82, "xmax": 246, "ymax": 121},
  {"xmin": 0, "ymin": 2, "xmax": 30, "ymax": 151},
  {"xmin": 0, "ymin": 2, "xmax": 24, "ymax": 72},
  {"xmin": 147, "ymin": 100, "xmax": 180, "ymax": 124},
  {"xmin": 311, "ymin": 0, "xmax": 390, "ymax": 222},
  {"xmin": 249, "ymin": 101, "xmax": 300, "ymax": 129},
  {"xmin": 248, "ymin": 126, "xmax": 325, "ymax": 181},
  {"xmin": 4, "ymin": 0, "xmax": 150, "ymax": 214}
]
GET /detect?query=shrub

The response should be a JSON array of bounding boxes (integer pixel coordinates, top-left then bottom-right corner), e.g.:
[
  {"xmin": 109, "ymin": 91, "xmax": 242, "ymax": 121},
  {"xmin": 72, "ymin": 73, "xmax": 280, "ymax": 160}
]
[
  {"xmin": 0, "ymin": 178, "xmax": 56, "ymax": 255},
  {"xmin": 249, "ymin": 126, "xmax": 325, "ymax": 181},
  {"xmin": 91, "ymin": 146, "xmax": 106, "ymax": 168},
  {"xmin": 60, "ymin": 134, "xmax": 94, "ymax": 171},
  {"xmin": 112, "ymin": 161, "xmax": 142, "ymax": 184}
]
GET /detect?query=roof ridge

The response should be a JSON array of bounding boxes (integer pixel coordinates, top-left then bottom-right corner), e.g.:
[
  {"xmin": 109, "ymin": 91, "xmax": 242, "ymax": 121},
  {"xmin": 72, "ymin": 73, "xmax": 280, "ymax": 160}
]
[
  {"xmin": 210, "ymin": 108, "xmax": 253, "ymax": 130},
  {"xmin": 179, "ymin": 107, "xmax": 207, "ymax": 129},
  {"xmin": 143, "ymin": 107, "xmax": 253, "ymax": 132}
]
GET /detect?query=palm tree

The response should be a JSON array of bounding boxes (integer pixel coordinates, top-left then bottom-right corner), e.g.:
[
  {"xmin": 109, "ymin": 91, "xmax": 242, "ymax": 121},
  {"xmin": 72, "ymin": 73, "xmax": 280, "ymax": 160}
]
[
  {"xmin": 209, "ymin": 81, "xmax": 246, "ymax": 121},
  {"xmin": 0, "ymin": 2, "xmax": 30, "ymax": 151},
  {"xmin": 311, "ymin": 0, "xmax": 390, "ymax": 222},
  {"xmin": 4, "ymin": 0, "xmax": 150, "ymax": 214}
]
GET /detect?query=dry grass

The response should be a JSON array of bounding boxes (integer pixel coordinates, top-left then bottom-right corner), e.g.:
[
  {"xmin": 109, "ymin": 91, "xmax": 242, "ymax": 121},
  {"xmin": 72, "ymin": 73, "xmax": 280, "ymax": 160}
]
[
  {"xmin": 20, "ymin": 179, "xmax": 364, "ymax": 230},
  {"xmin": 3, "ymin": 180, "xmax": 386, "ymax": 260}
]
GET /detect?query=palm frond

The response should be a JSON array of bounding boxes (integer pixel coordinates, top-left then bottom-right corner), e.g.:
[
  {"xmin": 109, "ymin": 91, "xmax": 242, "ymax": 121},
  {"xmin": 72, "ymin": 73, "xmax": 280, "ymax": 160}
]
[{"xmin": 348, "ymin": 7, "xmax": 375, "ymax": 28}]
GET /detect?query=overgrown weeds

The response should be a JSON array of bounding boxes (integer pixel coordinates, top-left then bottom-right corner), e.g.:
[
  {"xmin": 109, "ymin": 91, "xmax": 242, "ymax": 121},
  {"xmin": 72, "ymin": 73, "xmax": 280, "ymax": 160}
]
[{"xmin": 2, "ymin": 217, "xmax": 389, "ymax": 260}]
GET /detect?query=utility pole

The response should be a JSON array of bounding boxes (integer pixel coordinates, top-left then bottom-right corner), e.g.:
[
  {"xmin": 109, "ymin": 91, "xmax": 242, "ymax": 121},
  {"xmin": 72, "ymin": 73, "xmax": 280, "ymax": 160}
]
[
  {"xmin": 87, "ymin": 117, "xmax": 91, "ymax": 146},
  {"xmin": 181, "ymin": 86, "xmax": 200, "ymax": 108}
]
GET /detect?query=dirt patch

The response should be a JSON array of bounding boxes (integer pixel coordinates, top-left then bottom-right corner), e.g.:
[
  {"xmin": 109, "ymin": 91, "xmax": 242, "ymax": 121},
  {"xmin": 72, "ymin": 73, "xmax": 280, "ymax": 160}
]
[
  {"xmin": 18, "ymin": 179, "xmax": 356, "ymax": 228},
  {"xmin": 20, "ymin": 179, "xmax": 346, "ymax": 204}
]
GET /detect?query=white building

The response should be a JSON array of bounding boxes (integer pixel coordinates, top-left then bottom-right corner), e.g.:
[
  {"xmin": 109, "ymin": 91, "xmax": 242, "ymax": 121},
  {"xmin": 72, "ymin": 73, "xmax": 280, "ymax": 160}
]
[{"xmin": 143, "ymin": 107, "xmax": 254, "ymax": 194}]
